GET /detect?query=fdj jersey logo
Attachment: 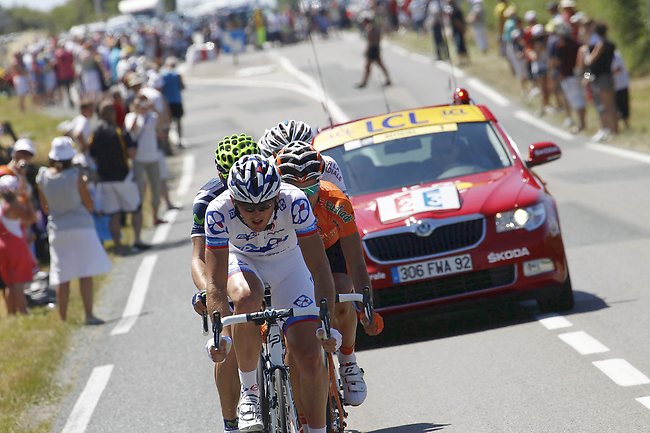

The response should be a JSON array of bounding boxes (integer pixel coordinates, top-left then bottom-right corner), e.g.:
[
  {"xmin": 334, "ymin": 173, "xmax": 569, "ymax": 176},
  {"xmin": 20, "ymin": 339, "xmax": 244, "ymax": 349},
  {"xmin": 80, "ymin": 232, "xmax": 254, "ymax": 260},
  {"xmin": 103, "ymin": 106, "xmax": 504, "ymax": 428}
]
[
  {"xmin": 291, "ymin": 199, "xmax": 311, "ymax": 225},
  {"xmin": 206, "ymin": 210, "xmax": 228, "ymax": 235},
  {"xmin": 293, "ymin": 295, "xmax": 314, "ymax": 308}
]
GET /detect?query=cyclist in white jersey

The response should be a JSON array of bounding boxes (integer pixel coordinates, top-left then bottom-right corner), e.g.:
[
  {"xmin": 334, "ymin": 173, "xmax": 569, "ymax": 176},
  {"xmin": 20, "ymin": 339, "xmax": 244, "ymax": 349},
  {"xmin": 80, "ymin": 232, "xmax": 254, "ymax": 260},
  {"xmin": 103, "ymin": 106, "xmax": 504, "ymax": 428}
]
[
  {"xmin": 191, "ymin": 133, "xmax": 259, "ymax": 432},
  {"xmin": 258, "ymin": 120, "xmax": 347, "ymax": 193},
  {"xmin": 204, "ymin": 155, "xmax": 338, "ymax": 433}
]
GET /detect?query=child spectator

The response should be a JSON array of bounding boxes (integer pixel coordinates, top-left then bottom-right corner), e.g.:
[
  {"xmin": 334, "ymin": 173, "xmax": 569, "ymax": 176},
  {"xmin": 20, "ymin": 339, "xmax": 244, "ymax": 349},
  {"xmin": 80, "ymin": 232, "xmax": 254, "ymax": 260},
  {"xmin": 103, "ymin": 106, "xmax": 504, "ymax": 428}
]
[
  {"xmin": 37, "ymin": 137, "xmax": 111, "ymax": 324},
  {"xmin": 0, "ymin": 175, "xmax": 36, "ymax": 315},
  {"xmin": 612, "ymin": 50, "xmax": 630, "ymax": 130}
]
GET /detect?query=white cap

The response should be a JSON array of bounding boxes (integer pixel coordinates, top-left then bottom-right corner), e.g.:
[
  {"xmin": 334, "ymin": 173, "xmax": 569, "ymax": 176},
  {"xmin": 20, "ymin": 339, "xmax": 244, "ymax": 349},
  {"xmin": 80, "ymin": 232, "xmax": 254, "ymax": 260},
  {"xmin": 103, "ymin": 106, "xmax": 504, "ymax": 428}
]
[
  {"xmin": 524, "ymin": 10, "xmax": 537, "ymax": 22},
  {"xmin": 147, "ymin": 72, "xmax": 163, "ymax": 89},
  {"xmin": 560, "ymin": 0, "xmax": 576, "ymax": 8},
  {"xmin": 48, "ymin": 136, "xmax": 76, "ymax": 161},
  {"xmin": 531, "ymin": 24, "xmax": 546, "ymax": 38},
  {"xmin": 12, "ymin": 138, "xmax": 35, "ymax": 156},
  {"xmin": 0, "ymin": 175, "xmax": 19, "ymax": 194}
]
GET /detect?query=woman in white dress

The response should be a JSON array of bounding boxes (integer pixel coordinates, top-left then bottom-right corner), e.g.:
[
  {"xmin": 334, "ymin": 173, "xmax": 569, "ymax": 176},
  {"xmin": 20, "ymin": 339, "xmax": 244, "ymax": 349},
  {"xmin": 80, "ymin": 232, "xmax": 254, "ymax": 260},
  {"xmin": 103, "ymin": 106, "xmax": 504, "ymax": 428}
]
[{"xmin": 36, "ymin": 137, "xmax": 111, "ymax": 324}]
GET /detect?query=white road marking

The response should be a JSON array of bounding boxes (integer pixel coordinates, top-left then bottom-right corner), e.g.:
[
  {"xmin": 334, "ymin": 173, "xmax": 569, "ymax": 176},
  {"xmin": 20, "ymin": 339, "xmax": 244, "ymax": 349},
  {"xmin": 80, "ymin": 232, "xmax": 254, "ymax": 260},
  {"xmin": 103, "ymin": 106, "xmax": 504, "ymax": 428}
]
[
  {"xmin": 111, "ymin": 255, "xmax": 158, "ymax": 336},
  {"xmin": 467, "ymin": 78, "xmax": 510, "ymax": 107},
  {"xmin": 636, "ymin": 396, "xmax": 650, "ymax": 410},
  {"xmin": 593, "ymin": 359, "xmax": 650, "ymax": 387},
  {"xmin": 276, "ymin": 55, "xmax": 350, "ymax": 123},
  {"xmin": 390, "ymin": 45, "xmax": 409, "ymax": 56},
  {"xmin": 586, "ymin": 142, "xmax": 650, "ymax": 165},
  {"xmin": 60, "ymin": 365, "xmax": 113, "ymax": 433},
  {"xmin": 151, "ymin": 209, "xmax": 179, "ymax": 245},
  {"xmin": 176, "ymin": 154, "xmax": 195, "ymax": 197},
  {"xmin": 514, "ymin": 110, "xmax": 575, "ymax": 141},
  {"xmin": 558, "ymin": 331, "xmax": 610, "ymax": 355},
  {"xmin": 434, "ymin": 61, "xmax": 466, "ymax": 78},
  {"xmin": 408, "ymin": 52, "xmax": 432, "ymax": 64},
  {"xmin": 537, "ymin": 314, "xmax": 573, "ymax": 330}
]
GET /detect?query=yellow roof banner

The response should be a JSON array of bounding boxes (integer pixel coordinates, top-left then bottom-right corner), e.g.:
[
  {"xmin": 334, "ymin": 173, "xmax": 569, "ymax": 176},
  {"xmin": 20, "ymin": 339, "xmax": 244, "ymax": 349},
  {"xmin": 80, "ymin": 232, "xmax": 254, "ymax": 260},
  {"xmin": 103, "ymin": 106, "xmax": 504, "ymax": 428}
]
[{"xmin": 313, "ymin": 105, "xmax": 487, "ymax": 151}]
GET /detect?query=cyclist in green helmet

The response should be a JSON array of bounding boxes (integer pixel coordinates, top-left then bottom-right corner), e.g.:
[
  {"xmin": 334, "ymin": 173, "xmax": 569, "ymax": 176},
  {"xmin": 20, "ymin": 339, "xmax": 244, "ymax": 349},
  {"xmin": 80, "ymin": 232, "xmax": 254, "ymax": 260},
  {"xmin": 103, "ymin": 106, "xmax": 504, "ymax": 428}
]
[{"xmin": 190, "ymin": 133, "xmax": 258, "ymax": 432}]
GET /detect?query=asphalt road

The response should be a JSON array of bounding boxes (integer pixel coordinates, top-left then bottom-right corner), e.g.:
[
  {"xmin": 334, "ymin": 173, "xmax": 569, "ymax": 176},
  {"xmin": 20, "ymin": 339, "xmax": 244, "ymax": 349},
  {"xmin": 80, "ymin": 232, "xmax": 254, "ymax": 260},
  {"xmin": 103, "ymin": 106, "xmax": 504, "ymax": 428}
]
[{"xmin": 50, "ymin": 32, "xmax": 650, "ymax": 433}]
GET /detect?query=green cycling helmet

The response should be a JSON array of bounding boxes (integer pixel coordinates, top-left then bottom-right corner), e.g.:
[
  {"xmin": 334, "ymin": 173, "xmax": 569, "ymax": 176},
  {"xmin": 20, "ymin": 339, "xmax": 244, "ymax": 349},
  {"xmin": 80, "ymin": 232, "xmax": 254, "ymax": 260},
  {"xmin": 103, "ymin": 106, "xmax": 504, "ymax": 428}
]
[{"xmin": 214, "ymin": 133, "xmax": 259, "ymax": 176}]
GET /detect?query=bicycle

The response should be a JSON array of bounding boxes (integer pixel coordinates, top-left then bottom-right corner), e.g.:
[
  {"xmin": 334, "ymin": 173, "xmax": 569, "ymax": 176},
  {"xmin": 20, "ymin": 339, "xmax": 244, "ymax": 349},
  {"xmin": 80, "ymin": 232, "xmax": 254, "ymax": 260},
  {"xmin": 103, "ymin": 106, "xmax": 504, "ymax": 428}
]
[{"xmin": 207, "ymin": 287, "xmax": 373, "ymax": 433}]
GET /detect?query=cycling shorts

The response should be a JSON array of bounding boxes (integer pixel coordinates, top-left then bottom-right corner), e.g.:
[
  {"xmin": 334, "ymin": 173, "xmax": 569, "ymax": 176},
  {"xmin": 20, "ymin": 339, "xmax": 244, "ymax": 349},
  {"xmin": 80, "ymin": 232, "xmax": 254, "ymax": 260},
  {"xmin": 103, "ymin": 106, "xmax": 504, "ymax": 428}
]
[{"xmin": 227, "ymin": 247, "xmax": 318, "ymax": 329}]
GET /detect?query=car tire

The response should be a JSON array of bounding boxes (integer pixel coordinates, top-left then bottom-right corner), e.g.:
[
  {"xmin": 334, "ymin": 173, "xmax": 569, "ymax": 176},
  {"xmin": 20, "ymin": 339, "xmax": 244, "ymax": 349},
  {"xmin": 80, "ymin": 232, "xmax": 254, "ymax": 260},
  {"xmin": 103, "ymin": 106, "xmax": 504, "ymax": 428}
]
[{"xmin": 537, "ymin": 273, "xmax": 575, "ymax": 313}]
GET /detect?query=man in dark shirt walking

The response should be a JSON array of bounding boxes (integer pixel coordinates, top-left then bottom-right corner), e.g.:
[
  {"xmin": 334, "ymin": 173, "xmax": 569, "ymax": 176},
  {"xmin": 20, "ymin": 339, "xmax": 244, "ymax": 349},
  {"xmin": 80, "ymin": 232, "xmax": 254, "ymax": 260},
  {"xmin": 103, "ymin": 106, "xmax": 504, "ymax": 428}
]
[
  {"xmin": 89, "ymin": 101, "xmax": 150, "ymax": 254},
  {"xmin": 356, "ymin": 11, "xmax": 392, "ymax": 88}
]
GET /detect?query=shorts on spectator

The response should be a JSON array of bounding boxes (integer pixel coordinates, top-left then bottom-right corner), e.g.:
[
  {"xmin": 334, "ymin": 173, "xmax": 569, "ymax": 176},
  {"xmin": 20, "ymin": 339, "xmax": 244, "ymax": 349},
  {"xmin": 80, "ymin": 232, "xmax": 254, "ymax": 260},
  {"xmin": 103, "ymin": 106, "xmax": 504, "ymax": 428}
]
[
  {"xmin": 13, "ymin": 75, "xmax": 30, "ymax": 96},
  {"xmin": 591, "ymin": 73, "xmax": 615, "ymax": 94},
  {"xmin": 158, "ymin": 155, "xmax": 170, "ymax": 181},
  {"xmin": 616, "ymin": 87, "xmax": 630, "ymax": 120},
  {"xmin": 97, "ymin": 178, "xmax": 141, "ymax": 214},
  {"xmin": 169, "ymin": 102, "xmax": 184, "ymax": 119},
  {"xmin": 561, "ymin": 76, "xmax": 586, "ymax": 110}
]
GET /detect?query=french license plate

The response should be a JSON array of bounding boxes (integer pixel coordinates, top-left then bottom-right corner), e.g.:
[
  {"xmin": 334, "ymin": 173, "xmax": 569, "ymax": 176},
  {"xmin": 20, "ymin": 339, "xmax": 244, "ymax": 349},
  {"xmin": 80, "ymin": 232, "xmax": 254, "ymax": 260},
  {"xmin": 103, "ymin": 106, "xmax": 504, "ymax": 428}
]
[{"xmin": 391, "ymin": 254, "xmax": 473, "ymax": 283}]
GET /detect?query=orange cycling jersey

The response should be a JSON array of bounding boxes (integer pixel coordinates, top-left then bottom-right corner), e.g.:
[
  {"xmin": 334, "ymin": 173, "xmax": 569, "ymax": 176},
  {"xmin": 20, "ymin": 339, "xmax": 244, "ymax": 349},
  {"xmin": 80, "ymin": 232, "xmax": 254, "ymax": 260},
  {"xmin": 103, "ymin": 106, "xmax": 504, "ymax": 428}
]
[{"xmin": 314, "ymin": 181, "xmax": 358, "ymax": 249}]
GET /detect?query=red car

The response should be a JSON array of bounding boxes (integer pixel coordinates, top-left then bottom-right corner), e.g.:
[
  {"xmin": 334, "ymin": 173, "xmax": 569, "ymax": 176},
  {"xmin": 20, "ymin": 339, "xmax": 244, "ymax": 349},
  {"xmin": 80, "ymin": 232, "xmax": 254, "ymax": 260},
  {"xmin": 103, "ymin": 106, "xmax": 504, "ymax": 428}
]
[{"xmin": 313, "ymin": 90, "xmax": 573, "ymax": 315}]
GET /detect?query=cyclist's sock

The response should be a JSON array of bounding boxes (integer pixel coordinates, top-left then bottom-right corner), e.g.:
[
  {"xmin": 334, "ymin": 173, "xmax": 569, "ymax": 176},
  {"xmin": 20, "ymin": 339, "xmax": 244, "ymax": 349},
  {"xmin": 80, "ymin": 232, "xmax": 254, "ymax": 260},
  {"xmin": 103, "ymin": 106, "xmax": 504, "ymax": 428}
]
[
  {"xmin": 238, "ymin": 369, "xmax": 259, "ymax": 396},
  {"xmin": 309, "ymin": 427, "xmax": 326, "ymax": 433},
  {"xmin": 223, "ymin": 417, "xmax": 239, "ymax": 431},
  {"xmin": 338, "ymin": 345, "xmax": 356, "ymax": 365}
]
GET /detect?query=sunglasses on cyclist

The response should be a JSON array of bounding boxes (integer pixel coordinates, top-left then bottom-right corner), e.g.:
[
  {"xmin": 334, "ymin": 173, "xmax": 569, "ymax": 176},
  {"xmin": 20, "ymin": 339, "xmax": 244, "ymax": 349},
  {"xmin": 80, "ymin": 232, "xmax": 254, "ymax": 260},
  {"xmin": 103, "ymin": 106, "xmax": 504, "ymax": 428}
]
[
  {"xmin": 300, "ymin": 182, "xmax": 320, "ymax": 198},
  {"xmin": 235, "ymin": 199, "xmax": 276, "ymax": 213}
]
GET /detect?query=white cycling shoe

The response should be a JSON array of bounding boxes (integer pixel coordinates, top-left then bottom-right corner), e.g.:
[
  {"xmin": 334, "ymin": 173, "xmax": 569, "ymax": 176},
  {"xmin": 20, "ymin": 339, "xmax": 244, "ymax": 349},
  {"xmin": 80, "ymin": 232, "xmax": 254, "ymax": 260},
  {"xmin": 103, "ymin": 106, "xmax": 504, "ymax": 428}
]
[
  {"xmin": 339, "ymin": 362, "xmax": 367, "ymax": 406},
  {"xmin": 238, "ymin": 392, "xmax": 264, "ymax": 432}
]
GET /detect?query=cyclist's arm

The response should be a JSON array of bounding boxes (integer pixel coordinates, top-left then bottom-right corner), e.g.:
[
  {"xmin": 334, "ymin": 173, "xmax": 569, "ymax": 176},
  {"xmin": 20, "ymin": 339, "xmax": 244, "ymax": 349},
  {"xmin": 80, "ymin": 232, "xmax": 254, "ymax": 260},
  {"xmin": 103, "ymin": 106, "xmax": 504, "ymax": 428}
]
[
  {"xmin": 191, "ymin": 236, "xmax": 207, "ymax": 292},
  {"xmin": 339, "ymin": 232, "xmax": 372, "ymax": 299},
  {"xmin": 298, "ymin": 232, "xmax": 336, "ymax": 308},
  {"xmin": 205, "ymin": 245, "xmax": 231, "ymax": 322}
]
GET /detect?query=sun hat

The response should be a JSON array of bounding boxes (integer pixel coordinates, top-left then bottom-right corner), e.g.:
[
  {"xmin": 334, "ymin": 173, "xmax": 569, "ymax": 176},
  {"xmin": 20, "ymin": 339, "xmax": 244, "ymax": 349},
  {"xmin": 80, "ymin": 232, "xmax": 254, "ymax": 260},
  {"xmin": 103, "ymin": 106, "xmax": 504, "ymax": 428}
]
[
  {"xmin": 48, "ymin": 136, "xmax": 76, "ymax": 161},
  {"xmin": 560, "ymin": 0, "xmax": 576, "ymax": 8},
  {"xmin": 0, "ymin": 175, "xmax": 19, "ymax": 194},
  {"xmin": 147, "ymin": 72, "xmax": 163, "ymax": 89},
  {"xmin": 12, "ymin": 138, "xmax": 35, "ymax": 156},
  {"xmin": 524, "ymin": 10, "xmax": 537, "ymax": 22}
]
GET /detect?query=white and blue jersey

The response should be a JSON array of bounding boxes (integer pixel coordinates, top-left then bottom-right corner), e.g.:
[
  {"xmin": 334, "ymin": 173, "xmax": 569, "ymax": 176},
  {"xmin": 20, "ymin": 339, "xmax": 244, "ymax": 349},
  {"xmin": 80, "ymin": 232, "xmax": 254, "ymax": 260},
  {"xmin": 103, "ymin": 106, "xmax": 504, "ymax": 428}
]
[
  {"xmin": 191, "ymin": 177, "xmax": 227, "ymax": 238},
  {"xmin": 205, "ymin": 183, "xmax": 318, "ymax": 257},
  {"xmin": 322, "ymin": 155, "xmax": 347, "ymax": 194},
  {"xmin": 204, "ymin": 183, "xmax": 320, "ymax": 315}
]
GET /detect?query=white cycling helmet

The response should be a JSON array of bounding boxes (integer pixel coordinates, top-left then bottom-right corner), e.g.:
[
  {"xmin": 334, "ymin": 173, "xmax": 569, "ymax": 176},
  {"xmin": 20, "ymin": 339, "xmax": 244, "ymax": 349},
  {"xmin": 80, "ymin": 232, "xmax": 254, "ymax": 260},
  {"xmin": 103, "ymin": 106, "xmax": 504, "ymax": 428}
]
[
  {"xmin": 228, "ymin": 154, "xmax": 282, "ymax": 203},
  {"xmin": 258, "ymin": 120, "xmax": 314, "ymax": 158}
]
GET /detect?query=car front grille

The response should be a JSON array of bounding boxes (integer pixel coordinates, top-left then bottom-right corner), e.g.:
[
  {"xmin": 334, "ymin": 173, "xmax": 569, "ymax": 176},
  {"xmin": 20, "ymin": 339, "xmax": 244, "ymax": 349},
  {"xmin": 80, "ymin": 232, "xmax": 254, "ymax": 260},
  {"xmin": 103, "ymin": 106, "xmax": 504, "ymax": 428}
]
[
  {"xmin": 364, "ymin": 218, "xmax": 484, "ymax": 262},
  {"xmin": 374, "ymin": 265, "xmax": 516, "ymax": 309}
]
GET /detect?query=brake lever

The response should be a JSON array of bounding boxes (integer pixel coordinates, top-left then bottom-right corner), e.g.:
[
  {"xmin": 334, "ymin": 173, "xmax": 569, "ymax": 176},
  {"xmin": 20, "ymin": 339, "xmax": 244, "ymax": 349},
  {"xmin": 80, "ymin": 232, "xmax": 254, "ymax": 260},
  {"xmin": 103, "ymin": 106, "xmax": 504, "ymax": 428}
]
[
  {"xmin": 319, "ymin": 299, "xmax": 332, "ymax": 340},
  {"xmin": 212, "ymin": 311, "xmax": 222, "ymax": 349},
  {"xmin": 200, "ymin": 292, "xmax": 208, "ymax": 335}
]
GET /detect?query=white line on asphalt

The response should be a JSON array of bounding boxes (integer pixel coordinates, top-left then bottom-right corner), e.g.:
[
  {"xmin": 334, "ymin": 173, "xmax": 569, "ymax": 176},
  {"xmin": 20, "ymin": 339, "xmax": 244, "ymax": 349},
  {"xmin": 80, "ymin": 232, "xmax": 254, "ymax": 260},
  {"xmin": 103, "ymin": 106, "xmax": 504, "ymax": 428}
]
[
  {"xmin": 466, "ymin": 78, "xmax": 510, "ymax": 107},
  {"xmin": 558, "ymin": 331, "xmax": 610, "ymax": 355},
  {"xmin": 636, "ymin": 396, "xmax": 650, "ymax": 410},
  {"xmin": 537, "ymin": 314, "xmax": 573, "ymax": 330},
  {"xmin": 390, "ymin": 45, "xmax": 410, "ymax": 56},
  {"xmin": 514, "ymin": 110, "xmax": 575, "ymax": 141},
  {"xmin": 111, "ymin": 255, "xmax": 158, "ymax": 336},
  {"xmin": 276, "ymin": 56, "xmax": 350, "ymax": 123},
  {"xmin": 151, "ymin": 209, "xmax": 179, "ymax": 245},
  {"xmin": 176, "ymin": 154, "xmax": 195, "ymax": 197},
  {"xmin": 408, "ymin": 52, "xmax": 432, "ymax": 64},
  {"xmin": 586, "ymin": 142, "xmax": 650, "ymax": 165},
  {"xmin": 593, "ymin": 359, "xmax": 650, "ymax": 387},
  {"xmin": 61, "ymin": 364, "xmax": 113, "ymax": 433},
  {"xmin": 434, "ymin": 61, "xmax": 466, "ymax": 78}
]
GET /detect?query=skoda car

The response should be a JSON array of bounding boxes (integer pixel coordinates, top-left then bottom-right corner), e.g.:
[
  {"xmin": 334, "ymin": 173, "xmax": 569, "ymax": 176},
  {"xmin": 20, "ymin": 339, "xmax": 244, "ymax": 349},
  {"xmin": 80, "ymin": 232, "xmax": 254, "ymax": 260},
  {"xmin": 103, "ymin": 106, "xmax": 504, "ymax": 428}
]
[{"xmin": 312, "ymin": 90, "xmax": 573, "ymax": 315}]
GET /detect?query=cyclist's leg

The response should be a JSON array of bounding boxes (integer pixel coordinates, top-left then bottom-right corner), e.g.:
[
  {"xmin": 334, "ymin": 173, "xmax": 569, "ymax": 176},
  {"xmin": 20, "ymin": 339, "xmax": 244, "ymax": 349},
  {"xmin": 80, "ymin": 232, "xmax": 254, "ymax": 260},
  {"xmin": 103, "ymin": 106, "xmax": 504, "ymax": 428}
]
[
  {"xmin": 332, "ymin": 272, "xmax": 357, "ymax": 349},
  {"xmin": 215, "ymin": 350, "xmax": 240, "ymax": 428}
]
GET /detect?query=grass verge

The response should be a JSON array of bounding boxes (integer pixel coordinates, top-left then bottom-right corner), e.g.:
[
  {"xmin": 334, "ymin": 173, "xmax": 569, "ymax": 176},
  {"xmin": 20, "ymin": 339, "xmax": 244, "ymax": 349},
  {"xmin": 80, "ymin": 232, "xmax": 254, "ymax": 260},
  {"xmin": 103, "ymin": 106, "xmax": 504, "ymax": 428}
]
[{"xmin": 388, "ymin": 31, "xmax": 650, "ymax": 152}]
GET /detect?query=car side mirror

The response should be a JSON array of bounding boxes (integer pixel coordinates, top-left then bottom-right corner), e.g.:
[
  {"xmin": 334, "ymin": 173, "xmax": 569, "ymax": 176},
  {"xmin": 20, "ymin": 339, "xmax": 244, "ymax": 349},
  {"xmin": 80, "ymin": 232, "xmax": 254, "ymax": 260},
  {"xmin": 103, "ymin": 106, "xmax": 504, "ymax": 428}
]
[{"xmin": 527, "ymin": 142, "xmax": 562, "ymax": 167}]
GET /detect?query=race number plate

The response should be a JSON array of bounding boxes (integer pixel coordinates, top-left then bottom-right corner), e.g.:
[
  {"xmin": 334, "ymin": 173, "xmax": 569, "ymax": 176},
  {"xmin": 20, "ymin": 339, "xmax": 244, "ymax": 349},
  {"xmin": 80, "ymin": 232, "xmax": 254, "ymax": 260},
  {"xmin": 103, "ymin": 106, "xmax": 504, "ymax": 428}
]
[{"xmin": 391, "ymin": 254, "xmax": 473, "ymax": 283}]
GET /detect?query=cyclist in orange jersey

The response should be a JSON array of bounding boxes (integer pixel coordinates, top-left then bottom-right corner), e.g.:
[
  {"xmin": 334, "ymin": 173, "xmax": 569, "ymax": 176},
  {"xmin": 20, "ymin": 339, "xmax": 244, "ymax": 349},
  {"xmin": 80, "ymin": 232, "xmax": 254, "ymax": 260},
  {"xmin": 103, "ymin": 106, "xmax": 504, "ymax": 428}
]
[{"xmin": 276, "ymin": 141, "xmax": 384, "ymax": 407}]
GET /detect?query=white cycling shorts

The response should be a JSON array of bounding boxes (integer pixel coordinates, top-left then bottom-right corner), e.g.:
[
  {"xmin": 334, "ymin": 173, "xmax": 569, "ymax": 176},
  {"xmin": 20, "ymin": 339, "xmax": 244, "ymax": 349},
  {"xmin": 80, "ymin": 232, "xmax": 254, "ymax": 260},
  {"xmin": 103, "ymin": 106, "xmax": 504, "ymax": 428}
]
[{"xmin": 227, "ymin": 247, "xmax": 317, "ymax": 320}]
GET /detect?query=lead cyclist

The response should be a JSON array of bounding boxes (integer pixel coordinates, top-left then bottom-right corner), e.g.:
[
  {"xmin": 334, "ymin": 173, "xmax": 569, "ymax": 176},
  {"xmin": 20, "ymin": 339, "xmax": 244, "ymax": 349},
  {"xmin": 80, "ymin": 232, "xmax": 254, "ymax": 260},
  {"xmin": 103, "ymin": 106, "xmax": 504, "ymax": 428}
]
[
  {"xmin": 276, "ymin": 141, "xmax": 384, "ymax": 407},
  {"xmin": 190, "ymin": 133, "xmax": 259, "ymax": 433},
  {"xmin": 204, "ymin": 155, "xmax": 339, "ymax": 433},
  {"xmin": 258, "ymin": 120, "xmax": 347, "ymax": 194}
]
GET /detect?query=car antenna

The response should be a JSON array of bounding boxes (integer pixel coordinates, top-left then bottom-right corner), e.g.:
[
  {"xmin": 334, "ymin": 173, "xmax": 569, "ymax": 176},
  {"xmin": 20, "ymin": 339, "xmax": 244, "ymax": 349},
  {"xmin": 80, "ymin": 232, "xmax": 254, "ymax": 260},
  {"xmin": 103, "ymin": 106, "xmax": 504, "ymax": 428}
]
[
  {"xmin": 305, "ymin": 18, "xmax": 334, "ymax": 128},
  {"xmin": 433, "ymin": 0, "xmax": 459, "ymax": 95}
]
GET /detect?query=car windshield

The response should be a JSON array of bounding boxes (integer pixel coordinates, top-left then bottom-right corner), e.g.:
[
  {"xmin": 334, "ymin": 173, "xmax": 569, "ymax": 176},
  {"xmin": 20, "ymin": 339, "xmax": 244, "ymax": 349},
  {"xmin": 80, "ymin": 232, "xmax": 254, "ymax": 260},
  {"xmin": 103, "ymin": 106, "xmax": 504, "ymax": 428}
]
[{"xmin": 321, "ymin": 122, "xmax": 513, "ymax": 196}]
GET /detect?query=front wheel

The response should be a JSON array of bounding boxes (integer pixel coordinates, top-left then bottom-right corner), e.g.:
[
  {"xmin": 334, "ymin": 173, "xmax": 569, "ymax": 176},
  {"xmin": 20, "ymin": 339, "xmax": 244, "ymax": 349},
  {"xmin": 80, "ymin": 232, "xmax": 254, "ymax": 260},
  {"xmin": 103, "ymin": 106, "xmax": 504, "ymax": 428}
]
[{"xmin": 273, "ymin": 369, "xmax": 289, "ymax": 433}]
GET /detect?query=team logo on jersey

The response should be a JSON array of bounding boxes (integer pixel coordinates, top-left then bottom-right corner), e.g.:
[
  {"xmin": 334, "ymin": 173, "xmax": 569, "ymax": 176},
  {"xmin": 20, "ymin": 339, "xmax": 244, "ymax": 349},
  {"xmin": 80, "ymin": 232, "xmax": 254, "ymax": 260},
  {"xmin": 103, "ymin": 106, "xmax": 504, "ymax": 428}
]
[
  {"xmin": 291, "ymin": 198, "xmax": 311, "ymax": 225},
  {"xmin": 229, "ymin": 209, "xmax": 237, "ymax": 219},
  {"xmin": 236, "ymin": 232, "xmax": 258, "ymax": 241},
  {"xmin": 239, "ymin": 236, "xmax": 289, "ymax": 253},
  {"xmin": 278, "ymin": 198, "xmax": 287, "ymax": 211},
  {"xmin": 206, "ymin": 210, "xmax": 228, "ymax": 235},
  {"xmin": 193, "ymin": 213, "xmax": 205, "ymax": 226},
  {"xmin": 293, "ymin": 295, "xmax": 314, "ymax": 308}
]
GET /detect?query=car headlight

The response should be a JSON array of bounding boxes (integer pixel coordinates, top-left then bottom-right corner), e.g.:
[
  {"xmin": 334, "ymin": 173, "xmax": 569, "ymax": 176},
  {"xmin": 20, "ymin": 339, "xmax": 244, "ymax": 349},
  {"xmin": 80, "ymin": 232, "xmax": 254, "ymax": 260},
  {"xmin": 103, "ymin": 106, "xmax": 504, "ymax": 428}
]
[{"xmin": 495, "ymin": 203, "xmax": 546, "ymax": 233}]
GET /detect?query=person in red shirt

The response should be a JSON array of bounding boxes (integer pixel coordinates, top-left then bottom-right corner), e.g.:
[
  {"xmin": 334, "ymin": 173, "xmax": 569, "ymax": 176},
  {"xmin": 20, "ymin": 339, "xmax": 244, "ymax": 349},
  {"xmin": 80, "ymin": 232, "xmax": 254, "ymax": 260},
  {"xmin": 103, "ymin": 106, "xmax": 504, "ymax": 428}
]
[
  {"xmin": 276, "ymin": 141, "xmax": 383, "ymax": 408},
  {"xmin": 54, "ymin": 44, "xmax": 75, "ymax": 108}
]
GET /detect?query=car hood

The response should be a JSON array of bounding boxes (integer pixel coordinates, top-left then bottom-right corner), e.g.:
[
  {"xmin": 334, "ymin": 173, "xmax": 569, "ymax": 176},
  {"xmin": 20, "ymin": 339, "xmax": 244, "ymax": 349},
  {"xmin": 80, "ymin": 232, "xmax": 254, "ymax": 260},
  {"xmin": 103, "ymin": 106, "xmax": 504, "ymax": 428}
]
[{"xmin": 351, "ymin": 167, "xmax": 543, "ymax": 234}]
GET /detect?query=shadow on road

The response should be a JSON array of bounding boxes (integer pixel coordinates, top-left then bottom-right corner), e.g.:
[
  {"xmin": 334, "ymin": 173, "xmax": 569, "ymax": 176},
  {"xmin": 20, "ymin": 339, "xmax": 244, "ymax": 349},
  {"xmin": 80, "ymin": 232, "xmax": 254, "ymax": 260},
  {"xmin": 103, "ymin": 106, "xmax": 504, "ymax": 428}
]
[
  {"xmin": 356, "ymin": 290, "xmax": 608, "ymax": 351},
  {"xmin": 347, "ymin": 422, "xmax": 450, "ymax": 432}
]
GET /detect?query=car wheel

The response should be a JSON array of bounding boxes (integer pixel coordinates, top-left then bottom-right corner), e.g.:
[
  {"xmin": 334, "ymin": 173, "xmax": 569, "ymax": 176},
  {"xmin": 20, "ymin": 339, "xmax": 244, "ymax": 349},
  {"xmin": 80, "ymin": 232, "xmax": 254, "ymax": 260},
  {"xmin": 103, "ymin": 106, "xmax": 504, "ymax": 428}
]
[{"xmin": 537, "ymin": 273, "xmax": 574, "ymax": 313}]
